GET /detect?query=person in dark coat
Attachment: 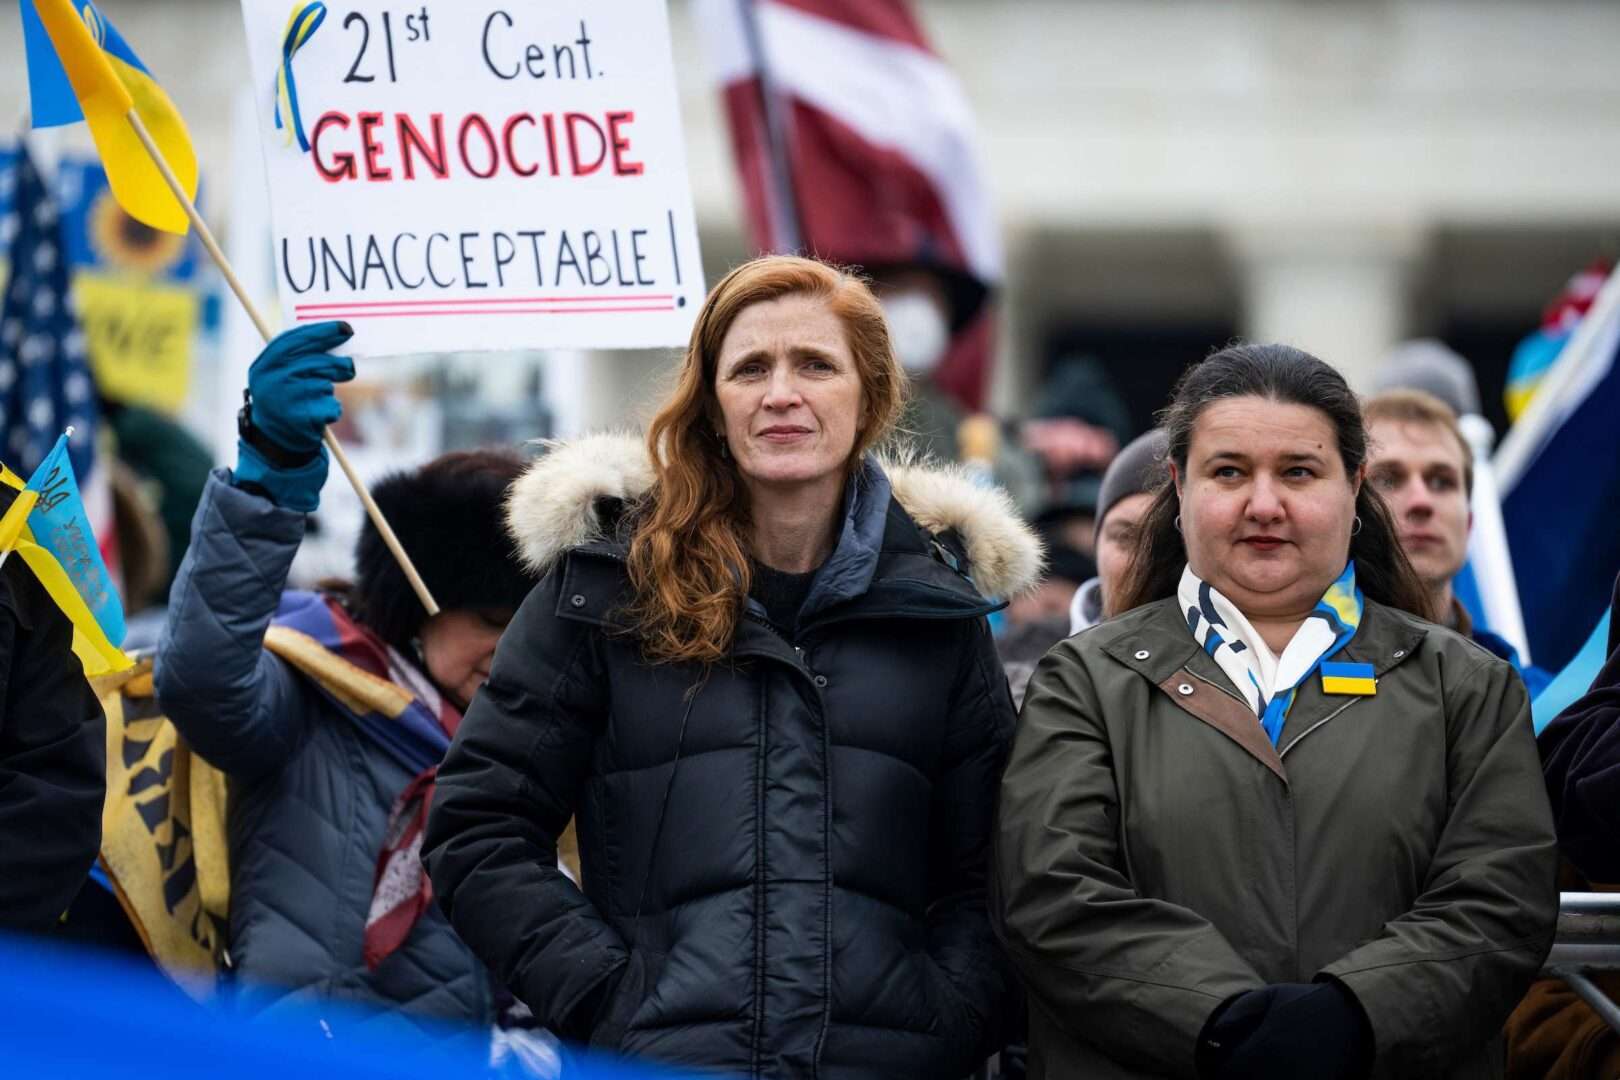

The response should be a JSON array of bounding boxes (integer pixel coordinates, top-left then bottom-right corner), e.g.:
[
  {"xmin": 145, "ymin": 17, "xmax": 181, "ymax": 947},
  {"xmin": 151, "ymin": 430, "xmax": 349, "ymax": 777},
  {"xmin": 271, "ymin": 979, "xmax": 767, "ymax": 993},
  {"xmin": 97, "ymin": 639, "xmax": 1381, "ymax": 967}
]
[
  {"xmin": 153, "ymin": 322, "xmax": 538, "ymax": 1044},
  {"xmin": 0, "ymin": 485, "xmax": 106, "ymax": 934},
  {"xmin": 1507, "ymin": 571, "xmax": 1620, "ymax": 1079},
  {"xmin": 1537, "ymin": 569, "xmax": 1620, "ymax": 885},
  {"xmin": 423, "ymin": 255, "xmax": 1042, "ymax": 1078},
  {"xmin": 996, "ymin": 344, "xmax": 1558, "ymax": 1080}
]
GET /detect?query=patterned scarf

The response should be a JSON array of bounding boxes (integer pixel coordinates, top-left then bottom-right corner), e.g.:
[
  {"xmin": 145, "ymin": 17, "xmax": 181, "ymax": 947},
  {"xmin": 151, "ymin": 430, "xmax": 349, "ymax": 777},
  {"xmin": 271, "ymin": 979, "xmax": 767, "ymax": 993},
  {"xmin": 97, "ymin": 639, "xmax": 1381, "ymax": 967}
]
[
  {"xmin": 1178, "ymin": 560, "xmax": 1364, "ymax": 745},
  {"xmin": 263, "ymin": 591, "xmax": 460, "ymax": 970}
]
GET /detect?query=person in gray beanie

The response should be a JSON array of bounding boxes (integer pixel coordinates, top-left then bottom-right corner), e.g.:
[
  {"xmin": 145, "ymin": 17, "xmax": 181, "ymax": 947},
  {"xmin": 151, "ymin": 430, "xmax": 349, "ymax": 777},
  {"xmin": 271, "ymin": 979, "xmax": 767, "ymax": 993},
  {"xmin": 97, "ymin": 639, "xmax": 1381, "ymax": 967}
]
[
  {"xmin": 1069, "ymin": 428, "xmax": 1170, "ymax": 635},
  {"xmin": 1373, "ymin": 339, "xmax": 1483, "ymax": 419}
]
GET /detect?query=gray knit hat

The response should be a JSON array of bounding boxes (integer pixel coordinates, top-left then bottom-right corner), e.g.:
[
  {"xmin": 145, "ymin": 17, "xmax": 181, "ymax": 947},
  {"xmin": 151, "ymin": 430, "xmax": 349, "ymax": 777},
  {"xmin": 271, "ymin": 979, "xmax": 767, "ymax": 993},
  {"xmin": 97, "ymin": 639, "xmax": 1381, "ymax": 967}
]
[
  {"xmin": 1094, "ymin": 429, "xmax": 1169, "ymax": 543},
  {"xmin": 1374, "ymin": 339, "xmax": 1482, "ymax": 417}
]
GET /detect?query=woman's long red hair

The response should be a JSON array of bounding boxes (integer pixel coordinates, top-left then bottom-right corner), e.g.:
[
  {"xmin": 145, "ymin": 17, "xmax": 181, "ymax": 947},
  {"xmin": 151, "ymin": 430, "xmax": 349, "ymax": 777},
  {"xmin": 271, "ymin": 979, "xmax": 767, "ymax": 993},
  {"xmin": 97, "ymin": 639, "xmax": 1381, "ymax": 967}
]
[{"xmin": 626, "ymin": 256, "xmax": 905, "ymax": 664}]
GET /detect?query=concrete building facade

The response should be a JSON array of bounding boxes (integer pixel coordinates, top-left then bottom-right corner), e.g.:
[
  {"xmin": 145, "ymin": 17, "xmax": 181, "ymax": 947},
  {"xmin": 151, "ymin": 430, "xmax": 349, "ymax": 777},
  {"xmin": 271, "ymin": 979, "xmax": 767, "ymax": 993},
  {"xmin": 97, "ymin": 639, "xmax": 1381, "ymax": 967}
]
[{"xmin": 3, "ymin": 0, "xmax": 1619, "ymax": 437}]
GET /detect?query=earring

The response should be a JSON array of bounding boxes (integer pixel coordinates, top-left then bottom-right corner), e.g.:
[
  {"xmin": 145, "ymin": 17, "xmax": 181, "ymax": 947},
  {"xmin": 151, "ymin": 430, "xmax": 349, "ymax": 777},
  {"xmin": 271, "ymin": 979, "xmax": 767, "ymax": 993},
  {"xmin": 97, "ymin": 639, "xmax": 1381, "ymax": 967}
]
[
  {"xmin": 1173, "ymin": 515, "xmax": 1183, "ymax": 534},
  {"xmin": 716, "ymin": 431, "xmax": 729, "ymax": 459},
  {"xmin": 1350, "ymin": 515, "xmax": 1363, "ymax": 536}
]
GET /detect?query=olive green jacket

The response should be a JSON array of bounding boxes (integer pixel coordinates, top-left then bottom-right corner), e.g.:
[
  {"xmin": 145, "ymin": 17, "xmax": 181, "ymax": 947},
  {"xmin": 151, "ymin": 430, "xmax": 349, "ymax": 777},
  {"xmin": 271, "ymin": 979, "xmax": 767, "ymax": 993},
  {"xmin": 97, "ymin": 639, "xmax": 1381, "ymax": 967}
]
[{"xmin": 994, "ymin": 595, "xmax": 1559, "ymax": 1079}]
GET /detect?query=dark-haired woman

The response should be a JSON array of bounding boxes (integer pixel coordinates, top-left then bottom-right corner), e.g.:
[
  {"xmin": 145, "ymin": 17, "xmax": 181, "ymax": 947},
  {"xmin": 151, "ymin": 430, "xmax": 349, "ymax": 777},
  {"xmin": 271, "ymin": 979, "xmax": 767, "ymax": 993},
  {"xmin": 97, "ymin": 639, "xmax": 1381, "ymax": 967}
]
[
  {"xmin": 995, "ymin": 343, "xmax": 1558, "ymax": 1079},
  {"xmin": 155, "ymin": 322, "xmax": 538, "ymax": 1043},
  {"xmin": 423, "ymin": 255, "xmax": 1041, "ymax": 1077}
]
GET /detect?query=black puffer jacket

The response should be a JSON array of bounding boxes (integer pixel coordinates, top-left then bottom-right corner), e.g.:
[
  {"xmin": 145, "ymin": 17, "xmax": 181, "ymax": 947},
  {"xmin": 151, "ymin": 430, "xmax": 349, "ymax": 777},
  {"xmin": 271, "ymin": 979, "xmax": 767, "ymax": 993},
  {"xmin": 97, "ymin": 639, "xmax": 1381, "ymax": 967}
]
[{"xmin": 424, "ymin": 435, "xmax": 1042, "ymax": 1077}]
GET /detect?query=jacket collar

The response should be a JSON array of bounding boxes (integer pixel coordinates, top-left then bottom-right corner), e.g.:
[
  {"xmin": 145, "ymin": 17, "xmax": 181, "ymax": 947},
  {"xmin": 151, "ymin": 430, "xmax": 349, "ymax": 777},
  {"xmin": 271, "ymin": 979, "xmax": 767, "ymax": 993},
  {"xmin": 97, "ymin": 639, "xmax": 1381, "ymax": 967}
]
[
  {"xmin": 559, "ymin": 474, "xmax": 1005, "ymax": 636},
  {"xmin": 507, "ymin": 432, "xmax": 1044, "ymax": 631},
  {"xmin": 794, "ymin": 455, "xmax": 890, "ymax": 625},
  {"xmin": 1092, "ymin": 590, "xmax": 1429, "ymax": 782}
]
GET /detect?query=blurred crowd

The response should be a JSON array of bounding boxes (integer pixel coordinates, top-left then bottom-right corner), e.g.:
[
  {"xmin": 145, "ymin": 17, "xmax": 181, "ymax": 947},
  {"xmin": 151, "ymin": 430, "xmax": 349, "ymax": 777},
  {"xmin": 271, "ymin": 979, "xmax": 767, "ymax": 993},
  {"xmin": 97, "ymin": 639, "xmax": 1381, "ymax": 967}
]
[{"xmin": 5, "ymin": 247, "xmax": 1620, "ymax": 1080}]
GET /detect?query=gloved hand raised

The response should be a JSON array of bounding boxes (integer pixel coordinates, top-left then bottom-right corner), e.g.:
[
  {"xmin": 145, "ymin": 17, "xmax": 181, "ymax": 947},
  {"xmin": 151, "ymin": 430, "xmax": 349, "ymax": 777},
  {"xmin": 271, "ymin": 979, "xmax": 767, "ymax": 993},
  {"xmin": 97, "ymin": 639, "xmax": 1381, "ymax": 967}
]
[{"xmin": 232, "ymin": 321, "xmax": 356, "ymax": 512}]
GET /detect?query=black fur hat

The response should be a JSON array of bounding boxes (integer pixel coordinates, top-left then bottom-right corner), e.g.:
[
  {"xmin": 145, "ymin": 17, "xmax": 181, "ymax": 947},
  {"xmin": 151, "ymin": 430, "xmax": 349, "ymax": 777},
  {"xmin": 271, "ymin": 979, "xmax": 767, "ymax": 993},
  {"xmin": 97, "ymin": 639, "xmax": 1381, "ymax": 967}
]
[{"xmin": 353, "ymin": 449, "xmax": 535, "ymax": 653}]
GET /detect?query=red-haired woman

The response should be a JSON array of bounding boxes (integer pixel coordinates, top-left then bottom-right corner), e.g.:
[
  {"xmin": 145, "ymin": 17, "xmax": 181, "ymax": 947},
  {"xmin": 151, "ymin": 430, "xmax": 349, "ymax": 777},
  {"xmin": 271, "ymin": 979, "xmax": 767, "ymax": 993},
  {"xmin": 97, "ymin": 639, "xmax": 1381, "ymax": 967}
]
[{"xmin": 424, "ymin": 254, "xmax": 1041, "ymax": 1077}]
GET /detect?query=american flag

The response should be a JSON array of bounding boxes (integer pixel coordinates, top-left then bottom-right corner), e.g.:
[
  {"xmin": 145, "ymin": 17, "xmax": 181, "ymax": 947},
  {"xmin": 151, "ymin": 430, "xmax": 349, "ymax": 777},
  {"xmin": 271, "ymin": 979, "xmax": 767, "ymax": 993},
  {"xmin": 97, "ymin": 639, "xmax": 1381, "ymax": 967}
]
[
  {"xmin": 0, "ymin": 145, "xmax": 111, "ymax": 569},
  {"xmin": 1, "ymin": 147, "xmax": 97, "ymax": 483}
]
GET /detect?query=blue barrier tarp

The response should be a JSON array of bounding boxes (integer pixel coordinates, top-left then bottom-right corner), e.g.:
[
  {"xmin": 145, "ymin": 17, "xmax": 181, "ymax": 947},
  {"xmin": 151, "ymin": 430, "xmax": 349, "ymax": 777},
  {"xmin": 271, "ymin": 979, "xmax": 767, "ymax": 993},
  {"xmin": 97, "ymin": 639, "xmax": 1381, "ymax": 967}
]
[{"xmin": 0, "ymin": 933, "xmax": 714, "ymax": 1079}]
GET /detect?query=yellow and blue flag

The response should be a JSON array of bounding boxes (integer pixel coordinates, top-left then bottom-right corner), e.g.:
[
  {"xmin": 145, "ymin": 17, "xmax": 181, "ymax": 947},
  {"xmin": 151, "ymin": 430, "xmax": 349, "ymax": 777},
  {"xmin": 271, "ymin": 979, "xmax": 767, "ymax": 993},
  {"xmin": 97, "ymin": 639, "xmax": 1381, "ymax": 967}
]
[
  {"xmin": 19, "ymin": 0, "xmax": 198, "ymax": 234},
  {"xmin": 1320, "ymin": 661, "xmax": 1377, "ymax": 697},
  {"xmin": 2, "ymin": 434, "xmax": 131, "ymax": 675},
  {"xmin": 0, "ymin": 475, "xmax": 38, "ymax": 554}
]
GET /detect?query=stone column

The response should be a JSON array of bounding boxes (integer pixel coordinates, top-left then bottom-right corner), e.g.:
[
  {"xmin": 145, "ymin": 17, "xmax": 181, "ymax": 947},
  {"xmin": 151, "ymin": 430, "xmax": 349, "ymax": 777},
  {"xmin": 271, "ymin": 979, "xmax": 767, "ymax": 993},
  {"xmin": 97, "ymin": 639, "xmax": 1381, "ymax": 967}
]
[{"xmin": 1223, "ymin": 222, "xmax": 1428, "ymax": 389}]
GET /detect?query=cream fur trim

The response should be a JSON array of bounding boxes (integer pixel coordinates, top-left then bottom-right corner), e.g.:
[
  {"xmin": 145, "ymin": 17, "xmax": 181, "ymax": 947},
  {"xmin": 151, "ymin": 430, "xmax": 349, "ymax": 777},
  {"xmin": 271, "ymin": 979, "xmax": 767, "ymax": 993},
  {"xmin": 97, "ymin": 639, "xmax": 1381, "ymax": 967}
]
[
  {"xmin": 882, "ymin": 456, "xmax": 1045, "ymax": 599},
  {"xmin": 505, "ymin": 432, "xmax": 654, "ymax": 574}
]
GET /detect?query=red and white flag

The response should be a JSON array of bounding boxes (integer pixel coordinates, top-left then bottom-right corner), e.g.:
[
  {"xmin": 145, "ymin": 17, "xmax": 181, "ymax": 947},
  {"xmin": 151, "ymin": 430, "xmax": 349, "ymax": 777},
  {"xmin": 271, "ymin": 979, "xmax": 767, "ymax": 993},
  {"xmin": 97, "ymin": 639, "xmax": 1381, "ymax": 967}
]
[{"xmin": 698, "ymin": 0, "xmax": 1003, "ymax": 410}]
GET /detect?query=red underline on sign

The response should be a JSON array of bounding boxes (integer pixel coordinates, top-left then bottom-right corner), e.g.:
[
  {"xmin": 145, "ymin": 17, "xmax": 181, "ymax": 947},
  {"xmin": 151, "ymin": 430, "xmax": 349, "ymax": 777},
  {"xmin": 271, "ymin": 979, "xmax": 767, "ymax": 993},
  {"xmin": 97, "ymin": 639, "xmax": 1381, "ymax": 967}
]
[
  {"xmin": 294, "ymin": 295, "xmax": 675, "ymax": 312},
  {"xmin": 296, "ymin": 305, "xmax": 677, "ymax": 320}
]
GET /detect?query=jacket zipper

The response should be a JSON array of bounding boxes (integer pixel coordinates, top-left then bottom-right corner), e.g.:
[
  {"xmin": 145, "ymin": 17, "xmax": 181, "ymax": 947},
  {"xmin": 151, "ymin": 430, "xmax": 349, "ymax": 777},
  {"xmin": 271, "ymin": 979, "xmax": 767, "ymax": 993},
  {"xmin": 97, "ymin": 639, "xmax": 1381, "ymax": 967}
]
[
  {"xmin": 741, "ymin": 612, "xmax": 815, "ymax": 681},
  {"xmin": 1186, "ymin": 666, "xmax": 1249, "ymax": 708},
  {"xmin": 581, "ymin": 557, "xmax": 981, "ymax": 1073},
  {"xmin": 1279, "ymin": 699, "xmax": 1361, "ymax": 759},
  {"xmin": 741, "ymin": 613, "xmax": 834, "ymax": 1076},
  {"xmin": 750, "ymin": 674, "xmax": 767, "ymax": 1077}
]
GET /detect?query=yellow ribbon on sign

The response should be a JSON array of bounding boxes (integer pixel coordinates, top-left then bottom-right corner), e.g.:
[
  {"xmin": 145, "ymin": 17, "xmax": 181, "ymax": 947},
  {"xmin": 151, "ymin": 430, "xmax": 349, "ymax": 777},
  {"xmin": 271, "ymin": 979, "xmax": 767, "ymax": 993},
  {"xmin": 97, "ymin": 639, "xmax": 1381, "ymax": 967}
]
[{"xmin": 274, "ymin": 2, "xmax": 328, "ymax": 151}]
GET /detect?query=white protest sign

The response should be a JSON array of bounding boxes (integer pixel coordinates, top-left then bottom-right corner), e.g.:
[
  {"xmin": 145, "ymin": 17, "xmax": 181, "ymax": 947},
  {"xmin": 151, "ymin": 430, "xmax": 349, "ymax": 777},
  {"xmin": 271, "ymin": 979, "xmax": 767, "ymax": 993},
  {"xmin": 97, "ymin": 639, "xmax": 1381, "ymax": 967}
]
[{"xmin": 238, "ymin": 0, "xmax": 705, "ymax": 356}]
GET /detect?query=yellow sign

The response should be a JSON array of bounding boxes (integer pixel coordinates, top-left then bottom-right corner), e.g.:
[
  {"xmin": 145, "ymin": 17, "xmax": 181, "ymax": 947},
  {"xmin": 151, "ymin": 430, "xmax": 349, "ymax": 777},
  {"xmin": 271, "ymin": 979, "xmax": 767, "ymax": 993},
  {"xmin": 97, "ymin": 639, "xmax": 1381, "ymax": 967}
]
[{"xmin": 73, "ymin": 271, "xmax": 198, "ymax": 412}]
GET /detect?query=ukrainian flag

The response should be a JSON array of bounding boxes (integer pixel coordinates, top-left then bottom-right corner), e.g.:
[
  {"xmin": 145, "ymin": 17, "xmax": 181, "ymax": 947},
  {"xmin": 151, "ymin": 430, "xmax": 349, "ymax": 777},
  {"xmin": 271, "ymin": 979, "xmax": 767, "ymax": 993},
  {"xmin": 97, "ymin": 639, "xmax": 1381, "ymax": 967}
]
[
  {"xmin": 19, "ymin": 0, "xmax": 197, "ymax": 234},
  {"xmin": 1320, "ymin": 661, "xmax": 1377, "ymax": 697},
  {"xmin": 1, "ymin": 436, "xmax": 132, "ymax": 676}
]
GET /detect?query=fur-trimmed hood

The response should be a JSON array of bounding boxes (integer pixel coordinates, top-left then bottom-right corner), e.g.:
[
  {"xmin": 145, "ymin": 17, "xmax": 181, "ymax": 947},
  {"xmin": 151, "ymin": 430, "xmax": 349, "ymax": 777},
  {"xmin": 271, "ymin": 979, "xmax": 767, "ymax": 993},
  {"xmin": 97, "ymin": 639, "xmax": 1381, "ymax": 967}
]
[{"xmin": 505, "ymin": 432, "xmax": 1044, "ymax": 598}]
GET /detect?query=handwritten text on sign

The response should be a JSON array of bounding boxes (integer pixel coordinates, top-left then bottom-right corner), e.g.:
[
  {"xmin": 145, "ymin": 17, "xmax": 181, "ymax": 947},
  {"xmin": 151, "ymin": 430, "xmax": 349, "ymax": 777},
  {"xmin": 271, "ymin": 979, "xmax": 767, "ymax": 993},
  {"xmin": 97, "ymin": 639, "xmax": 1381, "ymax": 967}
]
[{"xmin": 239, "ymin": 1, "xmax": 705, "ymax": 356}]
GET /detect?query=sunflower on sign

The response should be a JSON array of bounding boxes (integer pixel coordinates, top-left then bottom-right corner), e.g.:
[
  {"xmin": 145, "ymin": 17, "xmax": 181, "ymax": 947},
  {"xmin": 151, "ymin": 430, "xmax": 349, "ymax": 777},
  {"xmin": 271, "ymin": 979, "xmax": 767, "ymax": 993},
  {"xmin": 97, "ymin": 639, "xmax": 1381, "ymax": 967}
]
[{"xmin": 89, "ymin": 188, "xmax": 184, "ymax": 276}]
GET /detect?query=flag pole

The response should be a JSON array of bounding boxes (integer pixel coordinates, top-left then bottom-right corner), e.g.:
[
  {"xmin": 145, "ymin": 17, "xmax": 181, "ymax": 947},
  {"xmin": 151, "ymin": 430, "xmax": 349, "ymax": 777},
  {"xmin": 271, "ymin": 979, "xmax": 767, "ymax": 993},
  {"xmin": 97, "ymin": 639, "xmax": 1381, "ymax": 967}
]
[
  {"xmin": 123, "ymin": 108, "xmax": 441, "ymax": 616},
  {"xmin": 736, "ymin": 0, "xmax": 803, "ymax": 252}
]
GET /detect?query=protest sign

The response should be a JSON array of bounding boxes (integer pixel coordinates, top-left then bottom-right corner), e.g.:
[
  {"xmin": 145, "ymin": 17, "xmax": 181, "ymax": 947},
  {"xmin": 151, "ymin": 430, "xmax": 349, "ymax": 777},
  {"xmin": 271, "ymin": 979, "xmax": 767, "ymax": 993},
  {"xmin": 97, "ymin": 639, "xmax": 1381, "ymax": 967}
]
[
  {"xmin": 61, "ymin": 160, "xmax": 204, "ymax": 412},
  {"xmin": 238, "ymin": 0, "xmax": 705, "ymax": 356},
  {"xmin": 73, "ymin": 274, "xmax": 199, "ymax": 409}
]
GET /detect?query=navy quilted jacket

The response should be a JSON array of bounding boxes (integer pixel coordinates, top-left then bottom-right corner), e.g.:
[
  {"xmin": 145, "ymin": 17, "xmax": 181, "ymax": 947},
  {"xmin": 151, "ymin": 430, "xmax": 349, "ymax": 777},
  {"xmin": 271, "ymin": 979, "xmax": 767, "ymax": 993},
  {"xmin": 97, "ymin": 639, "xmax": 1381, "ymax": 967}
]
[
  {"xmin": 424, "ymin": 455, "xmax": 1027, "ymax": 1077},
  {"xmin": 155, "ymin": 472, "xmax": 493, "ymax": 1044}
]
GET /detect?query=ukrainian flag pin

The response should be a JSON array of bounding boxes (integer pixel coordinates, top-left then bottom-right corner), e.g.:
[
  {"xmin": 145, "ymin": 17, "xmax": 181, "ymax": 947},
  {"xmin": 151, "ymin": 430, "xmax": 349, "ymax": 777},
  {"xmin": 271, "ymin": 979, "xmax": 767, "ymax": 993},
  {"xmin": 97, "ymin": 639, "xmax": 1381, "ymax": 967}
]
[{"xmin": 1321, "ymin": 661, "xmax": 1377, "ymax": 696}]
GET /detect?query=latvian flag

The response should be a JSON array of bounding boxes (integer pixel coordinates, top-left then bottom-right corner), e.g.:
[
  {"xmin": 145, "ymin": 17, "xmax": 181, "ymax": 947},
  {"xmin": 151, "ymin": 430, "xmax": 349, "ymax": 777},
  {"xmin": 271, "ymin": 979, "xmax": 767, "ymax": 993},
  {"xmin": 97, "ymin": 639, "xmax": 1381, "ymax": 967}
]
[{"xmin": 697, "ymin": 0, "xmax": 1004, "ymax": 410}]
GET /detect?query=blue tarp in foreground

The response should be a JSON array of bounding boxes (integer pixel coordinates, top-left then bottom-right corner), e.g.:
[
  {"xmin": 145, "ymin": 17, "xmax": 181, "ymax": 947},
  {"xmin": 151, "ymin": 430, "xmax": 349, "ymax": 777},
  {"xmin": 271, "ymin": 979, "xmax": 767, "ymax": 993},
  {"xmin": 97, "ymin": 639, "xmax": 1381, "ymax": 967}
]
[{"xmin": 0, "ymin": 933, "xmax": 716, "ymax": 1079}]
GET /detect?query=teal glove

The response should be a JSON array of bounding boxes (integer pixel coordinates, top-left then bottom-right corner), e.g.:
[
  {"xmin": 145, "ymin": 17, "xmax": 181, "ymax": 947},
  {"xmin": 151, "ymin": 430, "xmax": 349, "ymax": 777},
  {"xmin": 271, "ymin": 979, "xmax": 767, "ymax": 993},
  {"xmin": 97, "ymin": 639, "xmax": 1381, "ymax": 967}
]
[{"xmin": 232, "ymin": 321, "xmax": 356, "ymax": 512}]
